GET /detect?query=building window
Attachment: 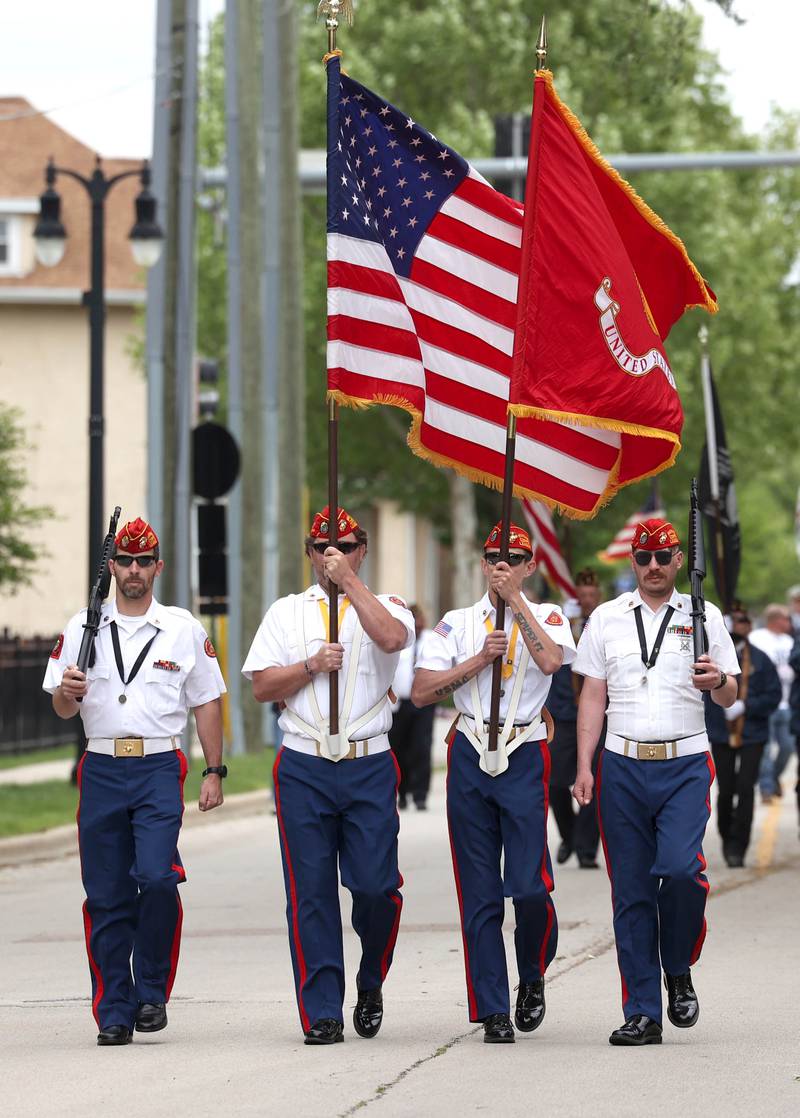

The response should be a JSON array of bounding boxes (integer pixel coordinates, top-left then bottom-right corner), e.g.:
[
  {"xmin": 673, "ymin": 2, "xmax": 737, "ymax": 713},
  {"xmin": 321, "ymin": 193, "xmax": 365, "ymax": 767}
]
[{"xmin": 0, "ymin": 219, "xmax": 8, "ymax": 265}]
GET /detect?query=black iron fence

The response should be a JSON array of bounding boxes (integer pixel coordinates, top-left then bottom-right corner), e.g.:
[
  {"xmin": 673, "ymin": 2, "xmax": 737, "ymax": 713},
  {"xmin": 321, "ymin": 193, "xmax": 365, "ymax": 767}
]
[{"xmin": 0, "ymin": 633, "xmax": 74, "ymax": 755}]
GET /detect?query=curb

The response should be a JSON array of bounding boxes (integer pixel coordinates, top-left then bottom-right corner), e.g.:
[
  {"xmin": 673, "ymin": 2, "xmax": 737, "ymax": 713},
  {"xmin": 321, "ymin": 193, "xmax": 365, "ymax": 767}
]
[{"xmin": 0, "ymin": 788, "xmax": 270, "ymax": 870}]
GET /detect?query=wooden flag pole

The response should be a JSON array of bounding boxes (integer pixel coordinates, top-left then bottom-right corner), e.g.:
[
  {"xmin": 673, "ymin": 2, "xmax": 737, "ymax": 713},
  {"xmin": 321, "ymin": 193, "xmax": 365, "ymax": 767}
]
[
  {"xmin": 486, "ymin": 15, "xmax": 548, "ymax": 767},
  {"xmin": 320, "ymin": 1, "xmax": 353, "ymax": 745}
]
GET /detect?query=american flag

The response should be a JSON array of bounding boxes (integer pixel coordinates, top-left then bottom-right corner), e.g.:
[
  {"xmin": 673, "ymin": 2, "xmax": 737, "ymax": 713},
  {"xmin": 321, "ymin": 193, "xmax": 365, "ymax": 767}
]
[
  {"xmin": 520, "ymin": 498, "xmax": 577, "ymax": 601},
  {"xmin": 326, "ymin": 59, "xmax": 622, "ymax": 515},
  {"xmin": 597, "ymin": 485, "xmax": 665, "ymax": 562}
]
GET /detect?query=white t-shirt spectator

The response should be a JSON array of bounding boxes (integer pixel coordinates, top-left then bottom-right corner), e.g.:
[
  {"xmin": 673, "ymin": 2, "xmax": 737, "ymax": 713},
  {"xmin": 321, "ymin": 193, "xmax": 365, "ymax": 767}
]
[{"xmin": 749, "ymin": 628, "xmax": 794, "ymax": 708}]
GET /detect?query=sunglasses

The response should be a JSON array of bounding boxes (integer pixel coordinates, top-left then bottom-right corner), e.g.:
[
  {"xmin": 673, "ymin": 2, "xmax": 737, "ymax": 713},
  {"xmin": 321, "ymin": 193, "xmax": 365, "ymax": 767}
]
[
  {"xmin": 484, "ymin": 552, "xmax": 532, "ymax": 567},
  {"xmin": 114, "ymin": 555, "xmax": 157, "ymax": 568},
  {"xmin": 310, "ymin": 541, "xmax": 361, "ymax": 555},
  {"xmin": 633, "ymin": 549, "xmax": 674, "ymax": 567}
]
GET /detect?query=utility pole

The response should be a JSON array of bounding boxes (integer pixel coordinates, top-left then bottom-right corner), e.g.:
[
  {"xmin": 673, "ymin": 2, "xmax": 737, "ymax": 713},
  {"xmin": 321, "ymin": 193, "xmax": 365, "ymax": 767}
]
[
  {"xmin": 160, "ymin": 0, "xmax": 199, "ymax": 605},
  {"xmin": 238, "ymin": 0, "xmax": 266, "ymax": 750}
]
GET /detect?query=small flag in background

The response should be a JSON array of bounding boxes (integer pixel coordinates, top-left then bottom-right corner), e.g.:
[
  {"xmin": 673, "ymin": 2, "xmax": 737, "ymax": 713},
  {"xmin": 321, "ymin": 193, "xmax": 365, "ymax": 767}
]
[
  {"xmin": 520, "ymin": 498, "xmax": 577, "ymax": 600},
  {"xmin": 597, "ymin": 484, "xmax": 665, "ymax": 563}
]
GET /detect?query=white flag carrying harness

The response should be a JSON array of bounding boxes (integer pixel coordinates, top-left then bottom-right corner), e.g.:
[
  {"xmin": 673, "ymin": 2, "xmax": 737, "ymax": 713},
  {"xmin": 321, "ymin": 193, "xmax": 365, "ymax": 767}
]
[
  {"xmin": 457, "ymin": 603, "xmax": 543, "ymax": 778},
  {"xmin": 281, "ymin": 595, "xmax": 391, "ymax": 762}
]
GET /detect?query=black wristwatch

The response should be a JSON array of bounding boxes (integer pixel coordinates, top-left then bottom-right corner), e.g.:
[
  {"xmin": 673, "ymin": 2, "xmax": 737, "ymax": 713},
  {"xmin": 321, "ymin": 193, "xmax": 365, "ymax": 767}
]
[
  {"xmin": 712, "ymin": 671, "xmax": 727, "ymax": 691},
  {"xmin": 202, "ymin": 765, "xmax": 228, "ymax": 778}
]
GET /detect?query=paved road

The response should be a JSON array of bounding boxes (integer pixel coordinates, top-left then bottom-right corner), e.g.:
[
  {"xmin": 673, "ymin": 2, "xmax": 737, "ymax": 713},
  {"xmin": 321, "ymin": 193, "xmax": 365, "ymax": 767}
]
[{"xmin": 3, "ymin": 762, "xmax": 799, "ymax": 1118}]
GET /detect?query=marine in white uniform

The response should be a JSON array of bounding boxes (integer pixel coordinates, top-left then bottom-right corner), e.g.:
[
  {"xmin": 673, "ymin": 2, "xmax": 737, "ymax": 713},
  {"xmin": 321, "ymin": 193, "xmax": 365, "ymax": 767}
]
[
  {"xmin": 43, "ymin": 517, "xmax": 226, "ymax": 1046},
  {"xmin": 243, "ymin": 506, "xmax": 414, "ymax": 1045},
  {"xmin": 573, "ymin": 517, "xmax": 739, "ymax": 1046},
  {"xmin": 413, "ymin": 521, "xmax": 575, "ymax": 1043}
]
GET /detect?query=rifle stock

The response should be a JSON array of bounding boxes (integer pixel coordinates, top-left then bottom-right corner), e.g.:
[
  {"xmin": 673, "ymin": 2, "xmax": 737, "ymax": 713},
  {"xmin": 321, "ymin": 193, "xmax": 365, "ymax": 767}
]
[
  {"xmin": 76, "ymin": 507, "xmax": 122, "ymax": 686},
  {"xmin": 688, "ymin": 479, "xmax": 708, "ymax": 666}
]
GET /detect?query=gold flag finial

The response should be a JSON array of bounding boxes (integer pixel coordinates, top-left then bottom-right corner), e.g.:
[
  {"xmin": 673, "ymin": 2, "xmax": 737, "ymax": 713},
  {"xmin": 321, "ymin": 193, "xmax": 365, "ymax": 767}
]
[
  {"xmin": 317, "ymin": 0, "xmax": 354, "ymax": 54},
  {"xmin": 536, "ymin": 14, "xmax": 548, "ymax": 70}
]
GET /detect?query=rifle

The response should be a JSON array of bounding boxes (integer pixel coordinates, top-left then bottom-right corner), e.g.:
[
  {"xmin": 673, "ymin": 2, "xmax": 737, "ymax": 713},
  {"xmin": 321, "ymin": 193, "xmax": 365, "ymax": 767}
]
[
  {"xmin": 688, "ymin": 479, "xmax": 708, "ymax": 667},
  {"xmin": 76, "ymin": 507, "xmax": 122, "ymax": 691}
]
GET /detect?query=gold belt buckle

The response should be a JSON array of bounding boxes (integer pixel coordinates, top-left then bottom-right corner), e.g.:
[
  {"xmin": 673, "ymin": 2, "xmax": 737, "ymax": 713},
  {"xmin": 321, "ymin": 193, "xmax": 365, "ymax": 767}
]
[
  {"xmin": 636, "ymin": 741, "xmax": 667, "ymax": 761},
  {"xmin": 114, "ymin": 737, "xmax": 144, "ymax": 758},
  {"xmin": 344, "ymin": 739, "xmax": 369, "ymax": 760}
]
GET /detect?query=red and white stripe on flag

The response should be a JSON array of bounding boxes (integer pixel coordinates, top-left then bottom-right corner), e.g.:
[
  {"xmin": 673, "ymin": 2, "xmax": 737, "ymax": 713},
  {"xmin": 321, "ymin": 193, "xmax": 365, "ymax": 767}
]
[
  {"xmin": 520, "ymin": 498, "xmax": 577, "ymax": 601},
  {"xmin": 598, "ymin": 502, "xmax": 666, "ymax": 562}
]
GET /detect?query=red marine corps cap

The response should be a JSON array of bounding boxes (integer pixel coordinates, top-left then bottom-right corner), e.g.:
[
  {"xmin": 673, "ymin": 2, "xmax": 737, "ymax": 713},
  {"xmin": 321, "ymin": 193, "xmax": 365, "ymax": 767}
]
[
  {"xmin": 484, "ymin": 521, "xmax": 533, "ymax": 553},
  {"xmin": 115, "ymin": 517, "xmax": 159, "ymax": 553},
  {"xmin": 632, "ymin": 518, "xmax": 680, "ymax": 552},
  {"xmin": 310, "ymin": 506, "xmax": 360, "ymax": 539}
]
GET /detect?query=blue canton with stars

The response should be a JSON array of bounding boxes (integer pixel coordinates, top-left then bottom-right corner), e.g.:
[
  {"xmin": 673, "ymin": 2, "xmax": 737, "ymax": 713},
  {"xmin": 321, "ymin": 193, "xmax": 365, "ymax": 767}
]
[{"xmin": 327, "ymin": 64, "xmax": 469, "ymax": 279}]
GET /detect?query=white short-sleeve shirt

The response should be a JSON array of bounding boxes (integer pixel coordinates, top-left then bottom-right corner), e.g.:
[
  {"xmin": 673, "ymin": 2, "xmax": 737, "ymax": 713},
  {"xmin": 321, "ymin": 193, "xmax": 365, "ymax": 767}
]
[
  {"xmin": 42, "ymin": 598, "xmax": 227, "ymax": 738},
  {"xmin": 242, "ymin": 583, "xmax": 414, "ymax": 741},
  {"xmin": 573, "ymin": 588, "xmax": 739, "ymax": 740},
  {"xmin": 416, "ymin": 593, "xmax": 576, "ymax": 731}
]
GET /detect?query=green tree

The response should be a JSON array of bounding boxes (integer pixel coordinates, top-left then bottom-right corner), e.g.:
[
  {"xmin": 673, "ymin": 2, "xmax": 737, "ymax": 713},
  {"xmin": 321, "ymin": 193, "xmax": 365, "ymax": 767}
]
[{"xmin": 0, "ymin": 407, "xmax": 52, "ymax": 590}]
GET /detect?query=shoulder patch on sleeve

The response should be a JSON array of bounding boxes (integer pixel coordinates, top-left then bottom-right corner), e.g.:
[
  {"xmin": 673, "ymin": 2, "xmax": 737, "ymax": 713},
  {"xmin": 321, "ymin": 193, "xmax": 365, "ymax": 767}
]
[
  {"xmin": 434, "ymin": 619, "xmax": 453, "ymax": 637},
  {"xmin": 545, "ymin": 610, "xmax": 563, "ymax": 626},
  {"xmin": 204, "ymin": 637, "xmax": 217, "ymax": 659},
  {"xmin": 50, "ymin": 634, "xmax": 64, "ymax": 660},
  {"xmin": 389, "ymin": 596, "xmax": 407, "ymax": 608}
]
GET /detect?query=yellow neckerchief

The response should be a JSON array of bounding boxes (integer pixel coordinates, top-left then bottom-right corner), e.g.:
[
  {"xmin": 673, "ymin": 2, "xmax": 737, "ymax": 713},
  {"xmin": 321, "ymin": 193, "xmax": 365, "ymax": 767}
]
[
  {"xmin": 317, "ymin": 595, "xmax": 351, "ymax": 640},
  {"xmin": 484, "ymin": 614, "xmax": 518, "ymax": 680}
]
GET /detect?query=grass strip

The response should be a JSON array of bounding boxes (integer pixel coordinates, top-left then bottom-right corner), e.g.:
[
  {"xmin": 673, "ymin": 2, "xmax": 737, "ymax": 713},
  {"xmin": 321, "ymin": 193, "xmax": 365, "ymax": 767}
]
[{"xmin": 0, "ymin": 749, "xmax": 274, "ymax": 838}]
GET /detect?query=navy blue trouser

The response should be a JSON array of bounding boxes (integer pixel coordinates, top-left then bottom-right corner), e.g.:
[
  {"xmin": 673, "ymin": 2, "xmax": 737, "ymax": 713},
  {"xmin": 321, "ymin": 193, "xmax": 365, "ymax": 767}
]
[
  {"xmin": 272, "ymin": 747, "xmax": 403, "ymax": 1031},
  {"xmin": 446, "ymin": 731, "xmax": 557, "ymax": 1022},
  {"xmin": 597, "ymin": 748, "xmax": 715, "ymax": 1024},
  {"xmin": 76, "ymin": 750, "xmax": 188, "ymax": 1030}
]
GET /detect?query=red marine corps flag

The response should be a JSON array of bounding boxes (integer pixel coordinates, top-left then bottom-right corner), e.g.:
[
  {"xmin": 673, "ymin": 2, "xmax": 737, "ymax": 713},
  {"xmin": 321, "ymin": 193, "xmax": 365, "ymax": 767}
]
[{"xmin": 508, "ymin": 70, "xmax": 717, "ymax": 511}]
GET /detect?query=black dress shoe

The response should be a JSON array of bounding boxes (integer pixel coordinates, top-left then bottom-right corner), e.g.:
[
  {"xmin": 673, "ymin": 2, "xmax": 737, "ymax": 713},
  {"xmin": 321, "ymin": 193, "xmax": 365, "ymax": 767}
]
[
  {"xmin": 726, "ymin": 852, "xmax": 744, "ymax": 868},
  {"xmin": 515, "ymin": 979, "xmax": 545, "ymax": 1032},
  {"xmin": 483, "ymin": 1013, "xmax": 515, "ymax": 1043},
  {"xmin": 135, "ymin": 1002, "xmax": 167, "ymax": 1033},
  {"xmin": 608, "ymin": 1015, "xmax": 662, "ymax": 1046},
  {"xmin": 97, "ymin": 1025, "xmax": 133, "ymax": 1047},
  {"xmin": 414, "ymin": 800, "xmax": 428, "ymax": 811},
  {"xmin": 577, "ymin": 855, "xmax": 599, "ymax": 869},
  {"xmin": 398, "ymin": 795, "xmax": 408, "ymax": 811},
  {"xmin": 556, "ymin": 840, "xmax": 573, "ymax": 865},
  {"xmin": 353, "ymin": 988, "xmax": 383, "ymax": 1039},
  {"xmin": 665, "ymin": 970, "xmax": 699, "ymax": 1028},
  {"xmin": 304, "ymin": 1018, "xmax": 344, "ymax": 1045}
]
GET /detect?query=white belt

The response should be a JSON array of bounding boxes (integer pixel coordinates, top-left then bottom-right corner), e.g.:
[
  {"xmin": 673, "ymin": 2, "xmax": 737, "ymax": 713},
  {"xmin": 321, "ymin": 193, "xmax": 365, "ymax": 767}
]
[
  {"xmin": 281, "ymin": 732, "xmax": 390, "ymax": 759},
  {"xmin": 605, "ymin": 730, "xmax": 709, "ymax": 760},
  {"xmin": 87, "ymin": 737, "xmax": 179, "ymax": 756}
]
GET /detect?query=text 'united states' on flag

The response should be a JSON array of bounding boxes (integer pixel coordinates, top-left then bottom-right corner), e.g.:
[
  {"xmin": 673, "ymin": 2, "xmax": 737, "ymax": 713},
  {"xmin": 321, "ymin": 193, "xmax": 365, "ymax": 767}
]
[{"xmin": 325, "ymin": 58, "xmax": 717, "ymax": 518}]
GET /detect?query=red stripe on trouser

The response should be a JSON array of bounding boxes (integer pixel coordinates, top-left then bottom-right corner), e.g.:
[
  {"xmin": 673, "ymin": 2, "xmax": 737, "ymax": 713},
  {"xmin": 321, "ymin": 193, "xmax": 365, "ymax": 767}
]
[
  {"xmin": 76, "ymin": 754, "xmax": 105, "ymax": 1026},
  {"xmin": 446, "ymin": 739, "xmax": 478, "ymax": 1021},
  {"xmin": 537, "ymin": 742, "xmax": 556, "ymax": 975},
  {"xmin": 165, "ymin": 894, "xmax": 184, "ymax": 999},
  {"xmin": 380, "ymin": 752, "xmax": 404, "ymax": 981},
  {"xmin": 163, "ymin": 749, "xmax": 189, "ymax": 999},
  {"xmin": 689, "ymin": 755, "xmax": 715, "ymax": 965},
  {"xmin": 595, "ymin": 751, "xmax": 630, "ymax": 1008},
  {"xmin": 273, "ymin": 749, "xmax": 311, "ymax": 1034}
]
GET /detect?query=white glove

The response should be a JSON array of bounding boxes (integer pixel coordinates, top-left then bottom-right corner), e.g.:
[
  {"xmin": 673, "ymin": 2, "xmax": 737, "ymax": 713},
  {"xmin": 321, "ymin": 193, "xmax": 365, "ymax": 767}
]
[{"xmin": 724, "ymin": 699, "xmax": 745, "ymax": 722}]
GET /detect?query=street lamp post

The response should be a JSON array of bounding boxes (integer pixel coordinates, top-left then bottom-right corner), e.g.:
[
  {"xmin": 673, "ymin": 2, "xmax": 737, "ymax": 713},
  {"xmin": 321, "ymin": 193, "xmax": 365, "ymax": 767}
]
[{"xmin": 34, "ymin": 157, "xmax": 164, "ymax": 594}]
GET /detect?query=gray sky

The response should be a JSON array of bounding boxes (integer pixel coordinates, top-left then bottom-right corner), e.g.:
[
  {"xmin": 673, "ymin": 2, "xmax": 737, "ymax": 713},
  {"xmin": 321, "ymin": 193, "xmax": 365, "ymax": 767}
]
[{"xmin": 2, "ymin": 1, "xmax": 798, "ymax": 160}]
